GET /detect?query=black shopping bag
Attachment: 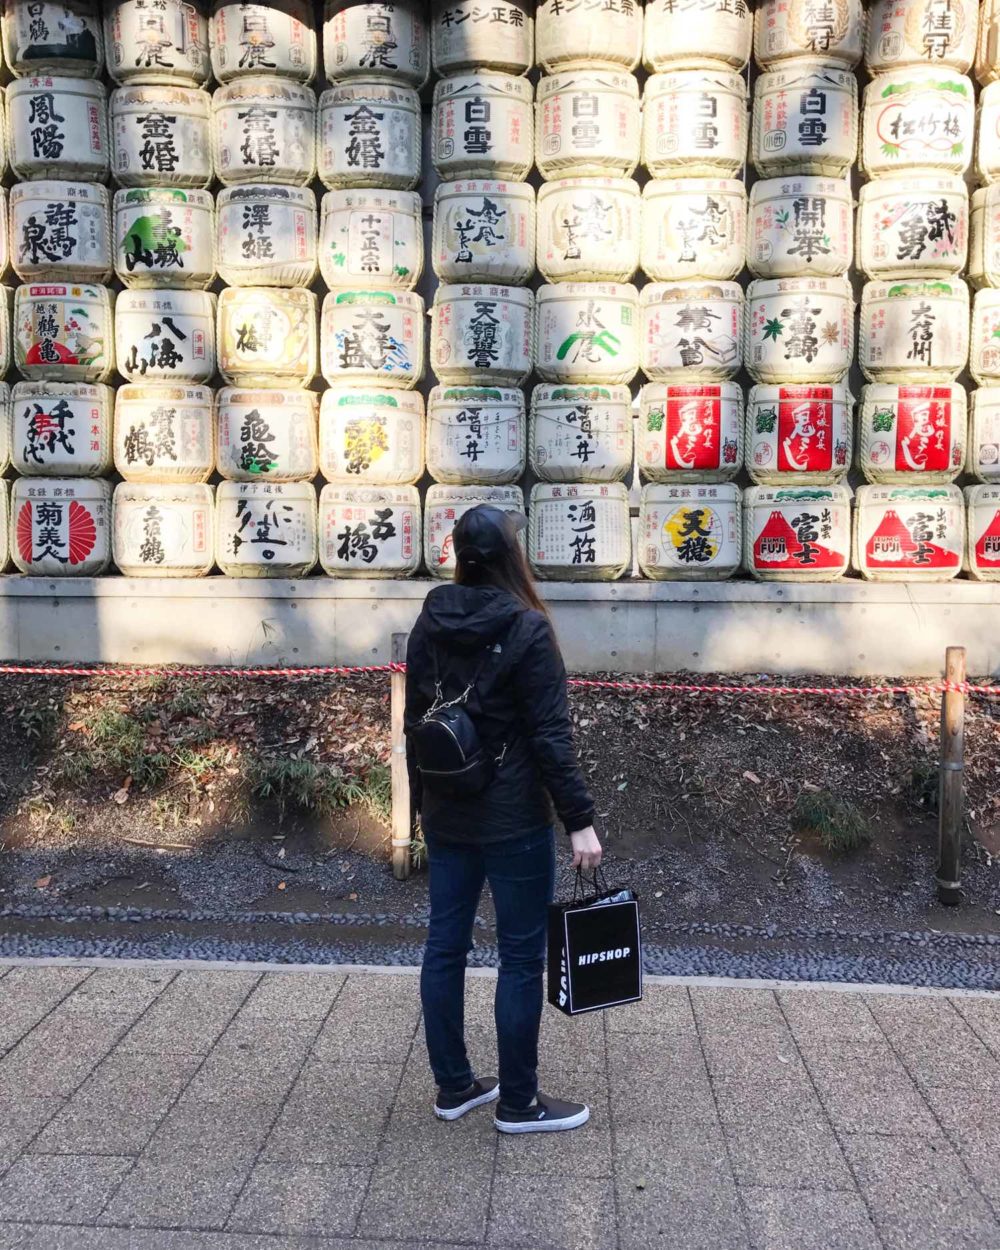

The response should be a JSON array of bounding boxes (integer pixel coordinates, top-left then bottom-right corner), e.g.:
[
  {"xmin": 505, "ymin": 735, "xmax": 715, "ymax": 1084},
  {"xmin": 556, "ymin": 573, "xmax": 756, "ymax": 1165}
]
[{"xmin": 547, "ymin": 870, "xmax": 642, "ymax": 1016}]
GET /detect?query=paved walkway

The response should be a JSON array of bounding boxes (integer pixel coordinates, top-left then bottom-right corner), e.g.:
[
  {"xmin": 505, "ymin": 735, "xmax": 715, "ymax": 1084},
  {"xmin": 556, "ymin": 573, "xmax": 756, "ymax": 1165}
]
[{"xmin": 0, "ymin": 964, "xmax": 999, "ymax": 1250}]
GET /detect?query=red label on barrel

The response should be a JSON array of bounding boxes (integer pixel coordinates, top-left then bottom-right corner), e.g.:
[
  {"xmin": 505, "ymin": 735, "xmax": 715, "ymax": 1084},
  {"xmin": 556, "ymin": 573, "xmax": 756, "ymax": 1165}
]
[
  {"xmin": 895, "ymin": 387, "xmax": 952, "ymax": 473},
  {"xmin": 975, "ymin": 508, "xmax": 1000, "ymax": 567},
  {"xmin": 865, "ymin": 507, "xmax": 959, "ymax": 569},
  {"xmin": 664, "ymin": 386, "xmax": 722, "ymax": 470},
  {"xmin": 777, "ymin": 386, "xmax": 833, "ymax": 473},
  {"xmin": 753, "ymin": 507, "xmax": 843, "ymax": 570}
]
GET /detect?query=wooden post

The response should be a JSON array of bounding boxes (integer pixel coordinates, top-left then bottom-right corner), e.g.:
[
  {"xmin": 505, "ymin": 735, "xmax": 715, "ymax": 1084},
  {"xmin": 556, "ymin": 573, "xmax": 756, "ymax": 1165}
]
[
  {"xmin": 390, "ymin": 632, "xmax": 411, "ymax": 882},
  {"xmin": 936, "ymin": 645, "xmax": 966, "ymax": 907}
]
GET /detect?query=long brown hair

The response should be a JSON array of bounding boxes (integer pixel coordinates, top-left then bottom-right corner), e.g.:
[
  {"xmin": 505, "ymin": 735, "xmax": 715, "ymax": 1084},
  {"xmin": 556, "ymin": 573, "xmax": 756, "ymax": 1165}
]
[{"xmin": 455, "ymin": 530, "xmax": 550, "ymax": 617}]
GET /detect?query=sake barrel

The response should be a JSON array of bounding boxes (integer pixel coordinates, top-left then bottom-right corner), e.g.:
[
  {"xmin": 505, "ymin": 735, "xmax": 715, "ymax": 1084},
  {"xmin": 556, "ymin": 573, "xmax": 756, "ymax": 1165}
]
[
  {"xmin": 640, "ymin": 281, "xmax": 744, "ymax": 382},
  {"xmin": 976, "ymin": 81, "xmax": 1000, "ymax": 183},
  {"xmin": 639, "ymin": 482, "xmax": 742, "ymax": 580},
  {"xmin": 535, "ymin": 72, "xmax": 640, "ymax": 180},
  {"xmin": 978, "ymin": 0, "xmax": 1000, "ymax": 85},
  {"xmin": 865, "ymin": 0, "xmax": 977, "ymax": 73},
  {"xmin": 216, "ymin": 184, "xmax": 317, "ymax": 287},
  {"xmin": 431, "ymin": 72, "xmax": 533, "ymax": 182},
  {"xmin": 643, "ymin": 0, "xmax": 751, "ymax": 72},
  {"xmin": 642, "ymin": 179, "xmax": 747, "ymax": 284},
  {"xmin": 857, "ymin": 176, "xmax": 967, "ymax": 280},
  {"xmin": 113, "ymin": 187, "xmax": 215, "ymax": 289},
  {"xmin": 0, "ymin": 288, "xmax": 14, "ymax": 379},
  {"xmin": 745, "ymin": 276, "xmax": 854, "ymax": 385},
  {"xmin": 212, "ymin": 76, "xmax": 316, "ymax": 186},
  {"xmin": 431, "ymin": 0, "xmax": 532, "ymax": 76},
  {"xmin": 215, "ymin": 479, "xmax": 317, "ymax": 576},
  {"xmin": 432, "ymin": 182, "xmax": 532, "ymax": 287},
  {"xmin": 637, "ymin": 381, "xmax": 743, "ymax": 482},
  {"xmin": 853, "ymin": 483, "xmax": 963, "ymax": 580},
  {"xmin": 115, "ymin": 287, "xmax": 215, "ymax": 384},
  {"xmin": 431, "ymin": 283, "xmax": 533, "ymax": 387},
  {"xmin": 322, "ymin": 188, "xmax": 423, "ymax": 290},
  {"xmin": 321, "ymin": 289, "xmax": 424, "ymax": 389},
  {"xmin": 14, "ymin": 282, "xmax": 110, "ymax": 381},
  {"xmin": 745, "ymin": 384, "xmax": 853, "ymax": 485},
  {"xmin": 423, "ymin": 482, "xmax": 524, "ymax": 578},
  {"xmin": 536, "ymin": 178, "xmax": 639, "ymax": 284},
  {"xmin": 972, "ymin": 289, "xmax": 1000, "ymax": 386},
  {"xmin": 10, "ymin": 476, "xmax": 110, "ymax": 575},
  {"xmin": 110, "ymin": 85, "xmax": 212, "ymax": 189},
  {"xmin": 858, "ymin": 383, "xmax": 965, "ymax": 483},
  {"xmin": 2, "ymin": 1, "xmax": 102, "ymax": 77},
  {"xmin": 114, "ymin": 383, "xmax": 213, "ymax": 481},
  {"xmin": 965, "ymin": 484, "xmax": 1000, "ymax": 578},
  {"xmin": 0, "ymin": 191, "xmax": 9, "ymax": 274},
  {"xmin": 11, "ymin": 180, "xmax": 111, "ymax": 283},
  {"xmin": 534, "ymin": 282, "xmax": 637, "ymax": 386},
  {"xmin": 752, "ymin": 62, "xmax": 858, "ymax": 177},
  {"xmin": 0, "ymin": 385, "xmax": 11, "ymax": 475},
  {"xmin": 317, "ymin": 80, "xmax": 421, "ymax": 192},
  {"xmin": 859, "ymin": 278, "xmax": 969, "ymax": 383},
  {"xmin": 112, "ymin": 481, "xmax": 214, "ymax": 576},
  {"xmin": 529, "ymin": 383, "xmax": 632, "ymax": 483},
  {"xmin": 747, "ymin": 176, "xmax": 853, "ymax": 280},
  {"xmin": 969, "ymin": 387, "xmax": 1000, "ymax": 482},
  {"xmin": 425, "ymin": 384, "xmax": 525, "ymax": 485},
  {"xmin": 217, "ymin": 285, "xmax": 316, "ymax": 386},
  {"xmin": 754, "ymin": 0, "xmax": 864, "ymax": 68},
  {"xmin": 534, "ymin": 0, "xmax": 641, "ymax": 72},
  {"xmin": 969, "ymin": 185, "xmax": 1000, "ymax": 288},
  {"xmin": 323, "ymin": 0, "xmax": 429, "ymax": 88},
  {"xmin": 642, "ymin": 70, "xmax": 748, "ymax": 180},
  {"xmin": 105, "ymin": 0, "xmax": 210, "ymax": 88},
  {"xmin": 8, "ymin": 77, "xmax": 109, "ymax": 182},
  {"xmin": 211, "ymin": 0, "xmax": 317, "ymax": 84},
  {"xmin": 318, "ymin": 386, "xmax": 423, "ymax": 484},
  {"xmin": 216, "ymin": 386, "xmax": 318, "ymax": 481},
  {"xmin": 528, "ymin": 482, "xmax": 630, "ymax": 581},
  {"xmin": 0, "ymin": 479, "xmax": 7, "ymax": 572},
  {"xmin": 10, "ymin": 380, "xmax": 113, "ymax": 476},
  {"xmin": 319, "ymin": 484, "xmax": 421, "ymax": 578},
  {"xmin": 861, "ymin": 68, "xmax": 974, "ymax": 177},
  {"xmin": 743, "ymin": 483, "xmax": 852, "ymax": 580}
]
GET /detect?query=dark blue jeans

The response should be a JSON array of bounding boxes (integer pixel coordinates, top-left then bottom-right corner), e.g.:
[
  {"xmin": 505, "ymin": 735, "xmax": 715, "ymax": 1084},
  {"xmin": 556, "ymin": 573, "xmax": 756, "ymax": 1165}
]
[{"xmin": 421, "ymin": 827, "xmax": 556, "ymax": 1111}]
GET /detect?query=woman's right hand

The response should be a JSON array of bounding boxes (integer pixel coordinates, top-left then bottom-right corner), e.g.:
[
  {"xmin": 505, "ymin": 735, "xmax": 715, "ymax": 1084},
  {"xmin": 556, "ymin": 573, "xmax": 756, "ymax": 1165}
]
[{"xmin": 570, "ymin": 826, "xmax": 603, "ymax": 872}]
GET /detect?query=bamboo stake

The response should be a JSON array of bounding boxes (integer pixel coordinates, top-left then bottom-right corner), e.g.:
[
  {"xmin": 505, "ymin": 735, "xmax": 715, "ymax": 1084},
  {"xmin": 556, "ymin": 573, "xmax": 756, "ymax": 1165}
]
[
  {"xmin": 936, "ymin": 645, "xmax": 966, "ymax": 907},
  {"xmin": 390, "ymin": 632, "xmax": 411, "ymax": 882}
]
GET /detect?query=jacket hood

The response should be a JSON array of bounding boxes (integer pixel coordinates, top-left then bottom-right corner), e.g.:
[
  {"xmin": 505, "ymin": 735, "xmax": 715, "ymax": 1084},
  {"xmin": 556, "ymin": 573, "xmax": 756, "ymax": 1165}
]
[{"xmin": 421, "ymin": 583, "xmax": 525, "ymax": 649}]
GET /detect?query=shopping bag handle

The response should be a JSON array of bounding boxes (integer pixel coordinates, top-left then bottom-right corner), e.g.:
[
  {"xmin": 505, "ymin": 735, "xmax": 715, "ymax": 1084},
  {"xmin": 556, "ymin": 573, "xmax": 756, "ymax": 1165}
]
[{"xmin": 573, "ymin": 864, "xmax": 610, "ymax": 902}]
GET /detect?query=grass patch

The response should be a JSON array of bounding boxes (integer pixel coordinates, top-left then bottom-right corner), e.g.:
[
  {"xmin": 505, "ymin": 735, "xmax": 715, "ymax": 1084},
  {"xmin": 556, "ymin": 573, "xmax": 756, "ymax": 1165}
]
[
  {"xmin": 55, "ymin": 707, "xmax": 170, "ymax": 791},
  {"xmin": 243, "ymin": 755, "xmax": 390, "ymax": 825},
  {"xmin": 909, "ymin": 758, "xmax": 939, "ymax": 814},
  {"xmin": 792, "ymin": 789, "xmax": 873, "ymax": 855},
  {"xmin": 16, "ymin": 699, "xmax": 61, "ymax": 747}
]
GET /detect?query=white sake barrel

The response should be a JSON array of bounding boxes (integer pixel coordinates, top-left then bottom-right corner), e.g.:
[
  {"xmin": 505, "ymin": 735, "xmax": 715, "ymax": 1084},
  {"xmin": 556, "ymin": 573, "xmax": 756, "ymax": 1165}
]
[
  {"xmin": 11, "ymin": 181, "xmax": 111, "ymax": 283},
  {"xmin": 318, "ymin": 80, "xmax": 421, "ymax": 192},
  {"xmin": 10, "ymin": 476, "xmax": 110, "ymax": 575},
  {"xmin": 976, "ymin": 81, "xmax": 1000, "ymax": 183},
  {"xmin": 424, "ymin": 482, "xmax": 524, "ymax": 578},
  {"xmin": 10, "ymin": 380, "xmax": 113, "ymax": 476},
  {"xmin": 859, "ymin": 278, "xmax": 969, "ymax": 383},
  {"xmin": 3, "ymin": 1, "xmax": 102, "ymax": 77},
  {"xmin": 969, "ymin": 185, "xmax": 1000, "ymax": 288},
  {"xmin": 0, "ymin": 479, "xmax": 8, "ymax": 572},
  {"xmin": 747, "ymin": 176, "xmax": 852, "ymax": 280},
  {"xmin": 432, "ymin": 180, "xmax": 533, "ymax": 286},
  {"xmin": 744, "ymin": 483, "xmax": 852, "ymax": 580},
  {"xmin": 639, "ymin": 482, "xmax": 741, "ymax": 580},
  {"xmin": 754, "ymin": 0, "xmax": 864, "ymax": 68},
  {"xmin": 322, "ymin": 189, "xmax": 423, "ymax": 290},
  {"xmin": 978, "ymin": 0, "xmax": 1000, "ymax": 85},
  {"xmin": 535, "ymin": 282, "xmax": 637, "ymax": 386},
  {"xmin": 857, "ymin": 176, "xmax": 967, "ymax": 280},
  {"xmin": 965, "ymin": 484, "xmax": 1000, "ymax": 578},
  {"xmin": 972, "ymin": 289, "xmax": 1000, "ymax": 386},
  {"xmin": 642, "ymin": 179, "xmax": 746, "ymax": 284},
  {"xmin": 0, "ymin": 385, "xmax": 9, "ymax": 476},
  {"xmin": 431, "ymin": 283, "xmax": 533, "ymax": 387},
  {"xmin": 746, "ymin": 383, "xmax": 853, "ymax": 485},
  {"xmin": 105, "ymin": 0, "xmax": 210, "ymax": 88},
  {"xmin": 425, "ymin": 385, "xmax": 525, "ymax": 485},
  {"xmin": 112, "ymin": 482, "xmax": 214, "ymax": 576},
  {"xmin": 638, "ymin": 381, "xmax": 743, "ymax": 482},
  {"xmin": 859, "ymin": 383, "xmax": 965, "ymax": 483},
  {"xmin": 323, "ymin": 0, "xmax": 429, "ymax": 88},
  {"xmin": 970, "ymin": 387, "xmax": 1000, "ymax": 482},
  {"xmin": 216, "ymin": 184, "xmax": 316, "ymax": 287},
  {"xmin": 746, "ymin": 276, "xmax": 854, "ymax": 385},
  {"xmin": 536, "ymin": 178, "xmax": 639, "ymax": 284},
  {"xmin": 216, "ymin": 386, "xmax": 317, "ymax": 481},
  {"xmin": 113, "ymin": 187, "xmax": 214, "ymax": 289},
  {"xmin": 640, "ymin": 281, "xmax": 744, "ymax": 382},
  {"xmin": 528, "ymin": 482, "xmax": 630, "ymax": 581},
  {"xmin": 529, "ymin": 383, "xmax": 632, "ymax": 483},
  {"xmin": 432, "ymin": 72, "xmax": 533, "ymax": 182},
  {"xmin": 431, "ymin": 0, "xmax": 532, "ymax": 76},
  {"xmin": 752, "ymin": 63, "xmax": 857, "ymax": 177},
  {"xmin": 321, "ymin": 288, "xmax": 423, "ymax": 389},
  {"xmin": 110, "ymin": 85, "xmax": 212, "ymax": 188},
  {"xmin": 0, "ymin": 289, "xmax": 13, "ymax": 379},
  {"xmin": 215, "ymin": 479, "xmax": 317, "ymax": 576},
  {"xmin": 642, "ymin": 70, "xmax": 748, "ymax": 180},
  {"xmin": 865, "ymin": 0, "xmax": 977, "ymax": 73},
  {"xmin": 854, "ymin": 483, "xmax": 963, "ymax": 580},
  {"xmin": 0, "ymin": 191, "xmax": 8, "ymax": 273},
  {"xmin": 8, "ymin": 77, "xmax": 109, "ymax": 182},
  {"xmin": 318, "ymin": 386, "xmax": 423, "ymax": 484},
  {"xmin": 115, "ymin": 287, "xmax": 215, "ymax": 384},
  {"xmin": 861, "ymin": 68, "xmax": 974, "ymax": 177},
  {"xmin": 535, "ymin": 0, "xmax": 640, "ymax": 72},
  {"xmin": 536, "ymin": 72, "xmax": 640, "ymax": 180},
  {"xmin": 14, "ymin": 282, "xmax": 109, "ymax": 381},
  {"xmin": 643, "ymin": 0, "xmax": 751, "ymax": 72},
  {"xmin": 211, "ymin": 0, "xmax": 316, "ymax": 84},
  {"xmin": 114, "ymin": 383, "xmax": 213, "ymax": 481},
  {"xmin": 212, "ymin": 77, "xmax": 316, "ymax": 186},
  {"xmin": 319, "ymin": 484, "xmax": 421, "ymax": 578},
  {"xmin": 217, "ymin": 285, "xmax": 316, "ymax": 386}
]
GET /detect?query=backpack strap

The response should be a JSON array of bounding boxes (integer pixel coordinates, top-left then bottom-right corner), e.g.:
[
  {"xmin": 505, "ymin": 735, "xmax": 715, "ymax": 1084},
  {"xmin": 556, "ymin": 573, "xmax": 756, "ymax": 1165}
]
[{"xmin": 423, "ymin": 641, "xmax": 495, "ymax": 721}]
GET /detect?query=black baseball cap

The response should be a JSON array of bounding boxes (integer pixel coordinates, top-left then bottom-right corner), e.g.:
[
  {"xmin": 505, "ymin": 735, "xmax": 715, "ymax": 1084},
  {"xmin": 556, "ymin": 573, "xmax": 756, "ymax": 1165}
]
[{"xmin": 453, "ymin": 504, "xmax": 527, "ymax": 564}]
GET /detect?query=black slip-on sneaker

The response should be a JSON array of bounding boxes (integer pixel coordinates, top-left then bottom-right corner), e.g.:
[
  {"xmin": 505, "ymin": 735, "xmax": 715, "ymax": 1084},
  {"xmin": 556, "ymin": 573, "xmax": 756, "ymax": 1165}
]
[
  {"xmin": 494, "ymin": 1092, "xmax": 590, "ymax": 1134},
  {"xmin": 433, "ymin": 1077, "xmax": 500, "ymax": 1121}
]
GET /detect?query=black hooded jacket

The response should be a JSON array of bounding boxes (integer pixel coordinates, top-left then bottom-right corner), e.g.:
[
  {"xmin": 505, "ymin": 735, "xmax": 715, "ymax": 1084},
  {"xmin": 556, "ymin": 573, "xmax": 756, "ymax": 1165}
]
[{"xmin": 404, "ymin": 583, "xmax": 595, "ymax": 844}]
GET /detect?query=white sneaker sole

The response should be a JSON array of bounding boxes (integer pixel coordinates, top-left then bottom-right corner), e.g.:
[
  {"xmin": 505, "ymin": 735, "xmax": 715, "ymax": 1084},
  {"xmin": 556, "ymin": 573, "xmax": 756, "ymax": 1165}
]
[
  {"xmin": 494, "ymin": 1106, "xmax": 590, "ymax": 1134},
  {"xmin": 434, "ymin": 1085, "xmax": 500, "ymax": 1121}
]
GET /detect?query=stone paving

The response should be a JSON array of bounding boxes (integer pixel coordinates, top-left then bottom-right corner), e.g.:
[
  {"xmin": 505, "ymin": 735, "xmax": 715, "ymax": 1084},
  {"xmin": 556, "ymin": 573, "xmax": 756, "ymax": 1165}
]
[{"xmin": 0, "ymin": 963, "xmax": 999, "ymax": 1249}]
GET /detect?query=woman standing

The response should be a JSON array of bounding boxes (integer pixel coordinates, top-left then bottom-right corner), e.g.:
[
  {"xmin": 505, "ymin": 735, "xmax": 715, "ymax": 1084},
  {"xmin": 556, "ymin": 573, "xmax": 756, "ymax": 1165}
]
[{"xmin": 405, "ymin": 504, "xmax": 602, "ymax": 1134}]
